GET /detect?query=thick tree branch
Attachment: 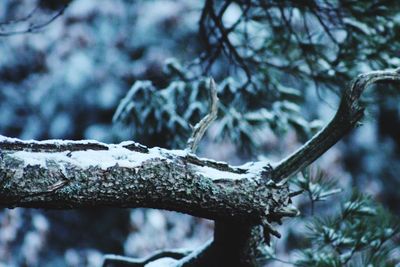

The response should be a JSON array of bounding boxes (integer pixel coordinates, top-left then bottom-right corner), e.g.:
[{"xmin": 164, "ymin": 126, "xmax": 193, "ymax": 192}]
[
  {"xmin": 272, "ymin": 68, "xmax": 400, "ymax": 181},
  {"xmin": 0, "ymin": 136, "xmax": 291, "ymax": 226}
]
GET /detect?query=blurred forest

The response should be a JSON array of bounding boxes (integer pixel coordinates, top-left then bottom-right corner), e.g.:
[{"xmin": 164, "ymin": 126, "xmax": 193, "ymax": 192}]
[{"xmin": 0, "ymin": 0, "xmax": 400, "ymax": 266}]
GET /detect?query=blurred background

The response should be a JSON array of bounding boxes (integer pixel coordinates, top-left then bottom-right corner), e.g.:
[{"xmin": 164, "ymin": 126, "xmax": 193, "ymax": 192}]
[{"xmin": 0, "ymin": 0, "xmax": 399, "ymax": 266}]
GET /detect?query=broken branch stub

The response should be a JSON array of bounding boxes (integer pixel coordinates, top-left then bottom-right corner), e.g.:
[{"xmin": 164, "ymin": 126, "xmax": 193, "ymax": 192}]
[{"xmin": 186, "ymin": 77, "xmax": 219, "ymax": 153}]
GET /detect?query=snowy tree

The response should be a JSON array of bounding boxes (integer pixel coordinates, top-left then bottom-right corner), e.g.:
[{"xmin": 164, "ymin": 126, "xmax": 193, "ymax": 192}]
[{"xmin": 1, "ymin": 1, "xmax": 400, "ymax": 266}]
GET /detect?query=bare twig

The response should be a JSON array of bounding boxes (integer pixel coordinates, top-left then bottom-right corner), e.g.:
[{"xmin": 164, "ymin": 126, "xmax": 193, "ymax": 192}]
[
  {"xmin": 186, "ymin": 78, "xmax": 219, "ymax": 153},
  {"xmin": 102, "ymin": 249, "xmax": 191, "ymax": 267},
  {"xmin": 207, "ymin": 1, "xmax": 253, "ymax": 85},
  {"xmin": 173, "ymin": 238, "xmax": 213, "ymax": 266},
  {"xmin": 0, "ymin": 4, "xmax": 68, "ymax": 37},
  {"xmin": 198, "ymin": 0, "xmax": 254, "ymax": 87},
  {"xmin": 0, "ymin": 6, "xmax": 38, "ymax": 26}
]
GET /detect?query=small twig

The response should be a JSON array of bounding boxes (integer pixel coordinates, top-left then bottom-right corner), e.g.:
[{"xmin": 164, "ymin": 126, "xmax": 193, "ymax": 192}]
[
  {"xmin": 0, "ymin": 6, "xmax": 38, "ymax": 26},
  {"xmin": 309, "ymin": 191, "xmax": 315, "ymax": 216},
  {"xmin": 102, "ymin": 249, "xmax": 191, "ymax": 267},
  {"xmin": 0, "ymin": 4, "xmax": 68, "ymax": 37},
  {"xmin": 208, "ymin": 2, "xmax": 253, "ymax": 84},
  {"xmin": 268, "ymin": 256, "xmax": 301, "ymax": 266},
  {"xmin": 186, "ymin": 78, "xmax": 219, "ymax": 153},
  {"xmin": 173, "ymin": 238, "xmax": 213, "ymax": 266}
]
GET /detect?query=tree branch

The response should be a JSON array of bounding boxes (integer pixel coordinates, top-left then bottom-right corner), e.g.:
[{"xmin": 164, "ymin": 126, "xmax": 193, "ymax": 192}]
[
  {"xmin": 272, "ymin": 68, "xmax": 400, "ymax": 181},
  {"xmin": 0, "ymin": 136, "xmax": 291, "ymax": 225},
  {"xmin": 102, "ymin": 248, "xmax": 191, "ymax": 267}
]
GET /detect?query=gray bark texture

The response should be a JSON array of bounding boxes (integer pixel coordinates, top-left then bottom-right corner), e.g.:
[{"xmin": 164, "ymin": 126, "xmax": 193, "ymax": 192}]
[
  {"xmin": 1, "ymin": 69, "xmax": 400, "ymax": 266},
  {"xmin": 0, "ymin": 138, "xmax": 290, "ymax": 222}
]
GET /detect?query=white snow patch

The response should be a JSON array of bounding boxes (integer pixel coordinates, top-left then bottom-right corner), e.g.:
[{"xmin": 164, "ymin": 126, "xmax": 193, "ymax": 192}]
[
  {"xmin": 0, "ymin": 135, "xmax": 19, "ymax": 142},
  {"xmin": 144, "ymin": 257, "xmax": 178, "ymax": 267},
  {"xmin": 239, "ymin": 160, "xmax": 275, "ymax": 179},
  {"xmin": 0, "ymin": 135, "xmax": 107, "ymax": 147},
  {"xmin": 11, "ymin": 145, "xmax": 160, "ymax": 170},
  {"xmin": 194, "ymin": 165, "xmax": 242, "ymax": 180},
  {"xmin": 168, "ymin": 149, "xmax": 189, "ymax": 157},
  {"xmin": 2, "ymin": 135, "xmax": 275, "ymax": 181},
  {"xmin": 69, "ymin": 146, "xmax": 155, "ymax": 169}
]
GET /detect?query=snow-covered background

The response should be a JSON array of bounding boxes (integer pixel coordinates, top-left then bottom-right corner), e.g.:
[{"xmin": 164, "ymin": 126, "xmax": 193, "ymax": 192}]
[{"xmin": 1, "ymin": 0, "xmax": 400, "ymax": 266}]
